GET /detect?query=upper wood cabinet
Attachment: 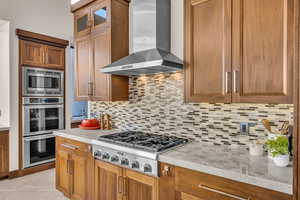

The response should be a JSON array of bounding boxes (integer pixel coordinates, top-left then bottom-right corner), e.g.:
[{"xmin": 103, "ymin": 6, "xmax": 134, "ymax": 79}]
[
  {"xmin": 73, "ymin": 0, "xmax": 129, "ymax": 101},
  {"xmin": 0, "ymin": 131, "xmax": 9, "ymax": 179},
  {"xmin": 231, "ymin": 0, "xmax": 295, "ymax": 103},
  {"xmin": 185, "ymin": 0, "xmax": 232, "ymax": 103},
  {"xmin": 185, "ymin": 0, "xmax": 297, "ymax": 104},
  {"xmin": 20, "ymin": 40, "xmax": 65, "ymax": 70}
]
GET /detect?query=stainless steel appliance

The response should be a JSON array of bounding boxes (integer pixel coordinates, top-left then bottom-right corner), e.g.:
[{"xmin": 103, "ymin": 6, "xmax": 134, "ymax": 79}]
[
  {"xmin": 23, "ymin": 67, "xmax": 64, "ymax": 96},
  {"xmin": 22, "ymin": 97, "xmax": 64, "ymax": 168},
  {"xmin": 101, "ymin": 0, "xmax": 183, "ymax": 76},
  {"xmin": 23, "ymin": 133, "xmax": 55, "ymax": 168},
  {"xmin": 93, "ymin": 131, "xmax": 188, "ymax": 176},
  {"xmin": 23, "ymin": 97, "xmax": 64, "ymax": 137}
]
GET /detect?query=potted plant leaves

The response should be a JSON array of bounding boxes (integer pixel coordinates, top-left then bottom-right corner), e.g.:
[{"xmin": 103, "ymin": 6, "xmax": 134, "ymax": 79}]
[{"xmin": 266, "ymin": 136, "xmax": 290, "ymax": 167}]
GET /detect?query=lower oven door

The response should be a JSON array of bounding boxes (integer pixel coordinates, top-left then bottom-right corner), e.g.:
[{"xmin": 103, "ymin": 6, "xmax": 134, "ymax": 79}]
[{"xmin": 23, "ymin": 134, "xmax": 55, "ymax": 168}]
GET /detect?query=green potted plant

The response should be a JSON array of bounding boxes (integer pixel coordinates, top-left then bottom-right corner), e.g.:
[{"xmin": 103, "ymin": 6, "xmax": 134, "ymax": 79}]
[{"xmin": 266, "ymin": 136, "xmax": 290, "ymax": 167}]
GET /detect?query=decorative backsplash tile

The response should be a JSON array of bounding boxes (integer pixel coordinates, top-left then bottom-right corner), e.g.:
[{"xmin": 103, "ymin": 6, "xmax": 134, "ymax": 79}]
[{"xmin": 89, "ymin": 72, "xmax": 293, "ymax": 146}]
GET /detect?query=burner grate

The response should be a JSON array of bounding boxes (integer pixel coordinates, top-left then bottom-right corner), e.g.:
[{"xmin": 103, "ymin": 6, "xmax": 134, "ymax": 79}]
[{"xmin": 98, "ymin": 131, "xmax": 189, "ymax": 152}]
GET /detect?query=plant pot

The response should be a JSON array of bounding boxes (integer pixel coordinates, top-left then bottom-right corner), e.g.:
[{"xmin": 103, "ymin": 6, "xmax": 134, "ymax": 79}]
[{"xmin": 273, "ymin": 154, "xmax": 290, "ymax": 167}]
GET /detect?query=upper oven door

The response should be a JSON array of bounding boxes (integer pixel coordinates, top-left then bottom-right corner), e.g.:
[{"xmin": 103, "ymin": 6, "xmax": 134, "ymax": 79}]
[
  {"xmin": 23, "ymin": 104, "xmax": 64, "ymax": 136},
  {"xmin": 23, "ymin": 67, "xmax": 64, "ymax": 96}
]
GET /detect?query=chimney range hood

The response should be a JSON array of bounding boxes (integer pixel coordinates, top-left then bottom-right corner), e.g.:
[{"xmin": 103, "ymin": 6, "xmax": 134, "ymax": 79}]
[{"xmin": 101, "ymin": 0, "xmax": 183, "ymax": 76}]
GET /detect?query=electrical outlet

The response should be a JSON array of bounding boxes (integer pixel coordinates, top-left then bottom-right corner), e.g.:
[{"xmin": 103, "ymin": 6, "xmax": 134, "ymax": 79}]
[{"xmin": 240, "ymin": 122, "xmax": 249, "ymax": 136}]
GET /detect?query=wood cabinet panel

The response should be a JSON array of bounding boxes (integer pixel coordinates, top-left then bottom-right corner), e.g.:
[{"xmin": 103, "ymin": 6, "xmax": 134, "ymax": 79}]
[
  {"xmin": 74, "ymin": 6, "xmax": 91, "ymax": 39},
  {"xmin": 91, "ymin": 31, "xmax": 111, "ymax": 101},
  {"xmin": 75, "ymin": 36, "xmax": 92, "ymax": 101},
  {"xmin": 70, "ymin": 153, "xmax": 89, "ymax": 200},
  {"xmin": 174, "ymin": 165, "xmax": 292, "ymax": 200},
  {"xmin": 20, "ymin": 40, "xmax": 45, "ymax": 67},
  {"xmin": 94, "ymin": 160, "xmax": 123, "ymax": 200},
  {"xmin": 232, "ymin": 0, "xmax": 295, "ymax": 103},
  {"xmin": 185, "ymin": 0, "xmax": 232, "ymax": 103},
  {"xmin": 45, "ymin": 46, "xmax": 65, "ymax": 69},
  {"xmin": 56, "ymin": 149, "xmax": 71, "ymax": 197},
  {"xmin": 124, "ymin": 169, "xmax": 158, "ymax": 200},
  {"xmin": 180, "ymin": 193, "xmax": 203, "ymax": 200},
  {"xmin": 0, "ymin": 131, "xmax": 9, "ymax": 178}
]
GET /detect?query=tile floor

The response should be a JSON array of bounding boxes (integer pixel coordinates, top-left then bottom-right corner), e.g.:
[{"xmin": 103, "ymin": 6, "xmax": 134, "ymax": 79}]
[{"xmin": 0, "ymin": 169, "xmax": 68, "ymax": 200}]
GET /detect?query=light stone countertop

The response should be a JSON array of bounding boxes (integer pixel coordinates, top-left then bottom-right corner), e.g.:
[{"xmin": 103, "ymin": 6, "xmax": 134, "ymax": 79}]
[
  {"xmin": 0, "ymin": 123, "xmax": 10, "ymax": 131},
  {"xmin": 53, "ymin": 128, "xmax": 120, "ymax": 144},
  {"xmin": 159, "ymin": 141, "xmax": 293, "ymax": 195},
  {"xmin": 53, "ymin": 129, "xmax": 293, "ymax": 195}
]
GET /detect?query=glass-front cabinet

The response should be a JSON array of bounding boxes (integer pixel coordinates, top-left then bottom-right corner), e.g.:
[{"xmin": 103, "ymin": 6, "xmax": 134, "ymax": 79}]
[
  {"xmin": 74, "ymin": 7, "xmax": 91, "ymax": 38},
  {"xmin": 91, "ymin": 1, "xmax": 109, "ymax": 33},
  {"xmin": 74, "ymin": 0, "xmax": 110, "ymax": 38}
]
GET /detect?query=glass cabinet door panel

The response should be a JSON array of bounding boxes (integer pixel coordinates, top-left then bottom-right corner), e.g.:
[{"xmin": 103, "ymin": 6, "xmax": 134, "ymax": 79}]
[
  {"xmin": 77, "ymin": 15, "xmax": 89, "ymax": 33},
  {"xmin": 93, "ymin": 7, "xmax": 107, "ymax": 26}
]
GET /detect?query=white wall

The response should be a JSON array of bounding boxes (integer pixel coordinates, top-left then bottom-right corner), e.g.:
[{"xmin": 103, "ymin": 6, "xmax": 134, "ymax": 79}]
[
  {"xmin": 0, "ymin": 20, "xmax": 10, "ymax": 125},
  {"xmin": 0, "ymin": 0, "xmax": 73, "ymax": 171}
]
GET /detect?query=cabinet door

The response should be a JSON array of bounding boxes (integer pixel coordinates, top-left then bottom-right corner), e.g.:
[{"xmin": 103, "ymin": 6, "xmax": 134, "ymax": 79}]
[
  {"xmin": 0, "ymin": 132, "xmax": 8, "ymax": 178},
  {"xmin": 56, "ymin": 149, "xmax": 71, "ymax": 197},
  {"xmin": 94, "ymin": 160, "xmax": 123, "ymax": 200},
  {"xmin": 20, "ymin": 40, "xmax": 45, "ymax": 67},
  {"xmin": 75, "ymin": 36, "xmax": 92, "ymax": 101},
  {"xmin": 124, "ymin": 169, "xmax": 158, "ymax": 200},
  {"xmin": 70, "ymin": 153, "xmax": 89, "ymax": 200},
  {"xmin": 45, "ymin": 46, "xmax": 65, "ymax": 69},
  {"xmin": 91, "ymin": 31, "xmax": 111, "ymax": 101},
  {"xmin": 185, "ymin": 0, "xmax": 232, "ymax": 103},
  {"xmin": 91, "ymin": 0, "xmax": 110, "ymax": 34},
  {"xmin": 232, "ymin": 0, "xmax": 295, "ymax": 103},
  {"xmin": 74, "ymin": 7, "xmax": 91, "ymax": 38}
]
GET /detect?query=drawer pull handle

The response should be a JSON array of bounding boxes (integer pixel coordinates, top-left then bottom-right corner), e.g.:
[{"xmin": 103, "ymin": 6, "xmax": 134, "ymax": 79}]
[
  {"xmin": 198, "ymin": 184, "xmax": 250, "ymax": 200},
  {"xmin": 118, "ymin": 176, "xmax": 123, "ymax": 194},
  {"xmin": 61, "ymin": 143, "xmax": 79, "ymax": 150}
]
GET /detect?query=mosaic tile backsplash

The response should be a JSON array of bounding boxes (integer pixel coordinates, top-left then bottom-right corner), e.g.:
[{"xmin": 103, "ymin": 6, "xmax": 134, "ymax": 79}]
[{"xmin": 89, "ymin": 72, "xmax": 293, "ymax": 146}]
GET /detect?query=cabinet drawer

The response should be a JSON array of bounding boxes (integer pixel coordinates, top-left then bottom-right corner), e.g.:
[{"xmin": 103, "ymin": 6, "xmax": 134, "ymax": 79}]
[
  {"xmin": 175, "ymin": 166, "xmax": 291, "ymax": 200},
  {"xmin": 56, "ymin": 136, "xmax": 91, "ymax": 153}
]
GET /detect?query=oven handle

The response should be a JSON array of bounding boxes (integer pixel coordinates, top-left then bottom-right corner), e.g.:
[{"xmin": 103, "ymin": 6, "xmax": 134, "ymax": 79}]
[
  {"xmin": 23, "ymin": 105, "xmax": 64, "ymax": 109},
  {"xmin": 24, "ymin": 134, "xmax": 55, "ymax": 141}
]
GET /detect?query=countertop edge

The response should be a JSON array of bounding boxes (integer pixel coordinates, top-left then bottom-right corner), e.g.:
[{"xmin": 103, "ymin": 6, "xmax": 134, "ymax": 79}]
[
  {"xmin": 53, "ymin": 131, "xmax": 94, "ymax": 144},
  {"xmin": 158, "ymin": 155, "xmax": 293, "ymax": 195},
  {"xmin": 0, "ymin": 127, "xmax": 10, "ymax": 132}
]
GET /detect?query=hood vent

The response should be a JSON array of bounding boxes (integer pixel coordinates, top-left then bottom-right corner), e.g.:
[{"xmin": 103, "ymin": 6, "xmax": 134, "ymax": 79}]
[{"xmin": 101, "ymin": 0, "xmax": 183, "ymax": 76}]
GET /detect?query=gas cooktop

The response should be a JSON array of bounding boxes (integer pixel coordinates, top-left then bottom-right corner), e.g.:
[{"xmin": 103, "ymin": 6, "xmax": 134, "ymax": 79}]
[{"xmin": 97, "ymin": 131, "xmax": 189, "ymax": 152}]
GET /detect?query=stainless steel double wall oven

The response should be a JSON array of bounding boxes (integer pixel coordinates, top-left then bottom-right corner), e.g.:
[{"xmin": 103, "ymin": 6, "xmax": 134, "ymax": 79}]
[{"xmin": 22, "ymin": 67, "xmax": 64, "ymax": 168}]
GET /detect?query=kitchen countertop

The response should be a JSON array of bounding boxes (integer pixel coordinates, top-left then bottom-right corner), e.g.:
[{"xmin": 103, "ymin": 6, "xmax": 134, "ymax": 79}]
[
  {"xmin": 53, "ymin": 129, "xmax": 293, "ymax": 195},
  {"xmin": 53, "ymin": 128, "xmax": 119, "ymax": 144},
  {"xmin": 0, "ymin": 123, "xmax": 10, "ymax": 131},
  {"xmin": 159, "ymin": 141, "xmax": 293, "ymax": 195}
]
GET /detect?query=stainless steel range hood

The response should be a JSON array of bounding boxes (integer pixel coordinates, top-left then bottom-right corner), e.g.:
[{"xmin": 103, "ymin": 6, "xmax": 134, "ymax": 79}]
[{"xmin": 101, "ymin": 0, "xmax": 183, "ymax": 76}]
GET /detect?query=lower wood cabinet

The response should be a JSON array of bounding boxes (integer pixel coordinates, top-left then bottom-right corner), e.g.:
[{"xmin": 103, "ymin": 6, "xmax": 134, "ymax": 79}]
[
  {"xmin": 94, "ymin": 159, "xmax": 158, "ymax": 200},
  {"xmin": 0, "ymin": 130, "xmax": 9, "ymax": 178},
  {"xmin": 159, "ymin": 163, "xmax": 292, "ymax": 200},
  {"xmin": 56, "ymin": 137, "xmax": 93, "ymax": 200}
]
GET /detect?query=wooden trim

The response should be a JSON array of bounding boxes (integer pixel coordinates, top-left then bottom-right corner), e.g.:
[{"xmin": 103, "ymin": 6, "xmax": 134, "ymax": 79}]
[
  {"xmin": 16, "ymin": 29, "xmax": 69, "ymax": 47},
  {"xmin": 71, "ymin": 0, "xmax": 130, "ymax": 12},
  {"xmin": 19, "ymin": 162, "xmax": 55, "ymax": 177},
  {"xmin": 294, "ymin": 0, "xmax": 300, "ymax": 199},
  {"xmin": 8, "ymin": 170, "xmax": 20, "ymax": 179}
]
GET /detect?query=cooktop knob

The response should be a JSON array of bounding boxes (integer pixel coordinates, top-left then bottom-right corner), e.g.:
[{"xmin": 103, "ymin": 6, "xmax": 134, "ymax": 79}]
[
  {"xmin": 94, "ymin": 150, "xmax": 101, "ymax": 157},
  {"xmin": 121, "ymin": 158, "xmax": 129, "ymax": 166},
  {"xmin": 102, "ymin": 153, "xmax": 110, "ymax": 160},
  {"xmin": 111, "ymin": 155, "xmax": 119, "ymax": 162},
  {"xmin": 144, "ymin": 164, "xmax": 152, "ymax": 173},
  {"xmin": 131, "ymin": 161, "xmax": 140, "ymax": 169}
]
